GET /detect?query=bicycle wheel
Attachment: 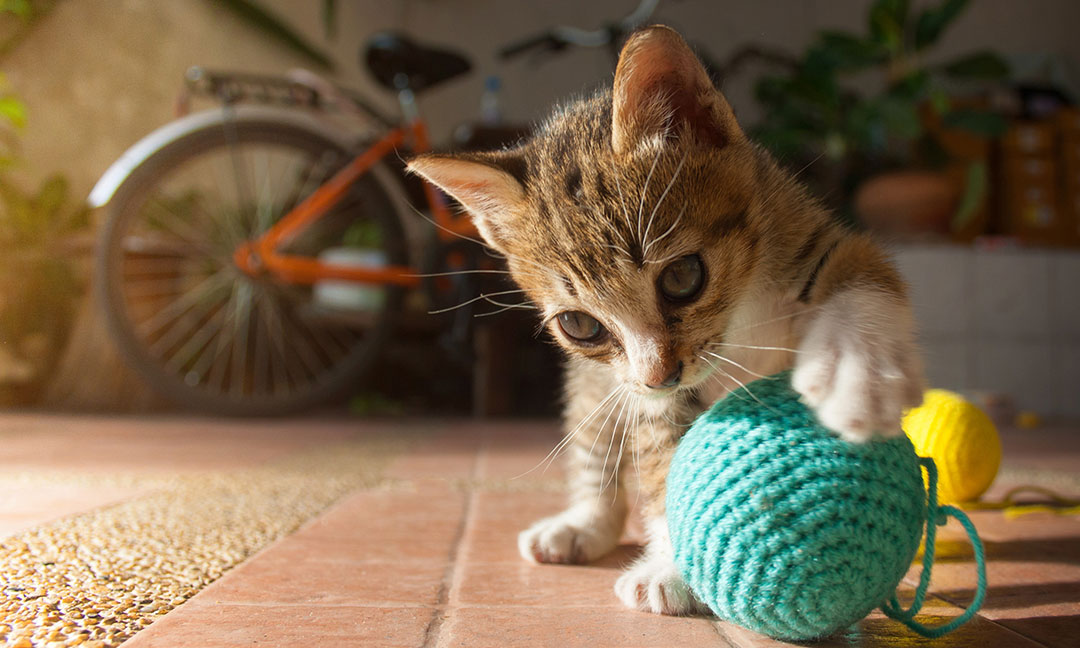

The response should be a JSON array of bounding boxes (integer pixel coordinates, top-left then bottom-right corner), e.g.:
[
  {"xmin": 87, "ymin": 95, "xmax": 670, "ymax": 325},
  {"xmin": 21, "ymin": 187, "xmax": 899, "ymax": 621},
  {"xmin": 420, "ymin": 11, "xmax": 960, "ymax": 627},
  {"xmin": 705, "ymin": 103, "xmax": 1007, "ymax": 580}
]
[{"xmin": 96, "ymin": 115, "xmax": 408, "ymax": 416}]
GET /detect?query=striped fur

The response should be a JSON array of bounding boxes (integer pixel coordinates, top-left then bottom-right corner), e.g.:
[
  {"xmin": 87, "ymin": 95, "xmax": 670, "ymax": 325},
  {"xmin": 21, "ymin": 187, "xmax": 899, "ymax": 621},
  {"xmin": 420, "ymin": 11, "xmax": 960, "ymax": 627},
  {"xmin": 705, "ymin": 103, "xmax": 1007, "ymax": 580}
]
[{"xmin": 409, "ymin": 25, "xmax": 924, "ymax": 615}]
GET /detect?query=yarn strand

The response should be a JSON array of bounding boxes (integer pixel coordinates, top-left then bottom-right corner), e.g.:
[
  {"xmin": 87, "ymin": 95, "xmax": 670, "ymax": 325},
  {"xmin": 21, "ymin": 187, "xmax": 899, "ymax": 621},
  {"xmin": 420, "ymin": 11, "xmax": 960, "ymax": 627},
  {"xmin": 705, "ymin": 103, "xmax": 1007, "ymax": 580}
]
[{"xmin": 881, "ymin": 457, "xmax": 988, "ymax": 638}]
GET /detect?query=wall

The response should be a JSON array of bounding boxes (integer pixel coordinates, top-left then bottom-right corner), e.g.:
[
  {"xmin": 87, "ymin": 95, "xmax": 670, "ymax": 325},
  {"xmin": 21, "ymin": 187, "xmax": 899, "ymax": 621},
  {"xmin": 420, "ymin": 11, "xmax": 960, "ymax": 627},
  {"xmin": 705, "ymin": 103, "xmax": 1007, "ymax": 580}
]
[
  {"xmin": 895, "ymin": 244, "xmax": 1080, "ymax": 420},
  {"xmin": 4, "ymin": 0, "xmax": 1079, "ymax": 419},
  {"xmin": 6, "ymin": 0, "xmax": 1080, "ymax": 198}
]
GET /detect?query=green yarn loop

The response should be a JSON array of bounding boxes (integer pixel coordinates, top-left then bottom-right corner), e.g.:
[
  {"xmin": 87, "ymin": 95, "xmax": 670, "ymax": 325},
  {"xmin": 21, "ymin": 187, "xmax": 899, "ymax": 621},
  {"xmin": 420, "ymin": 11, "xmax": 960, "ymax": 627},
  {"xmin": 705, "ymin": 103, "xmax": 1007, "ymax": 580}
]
[
  {"xmin": 666, "ymin": 372, "xmax": 986, "ymax": 641},
  {"xmin": 880, "ymin": 457, "xmax": 988, "ymax": 638}
]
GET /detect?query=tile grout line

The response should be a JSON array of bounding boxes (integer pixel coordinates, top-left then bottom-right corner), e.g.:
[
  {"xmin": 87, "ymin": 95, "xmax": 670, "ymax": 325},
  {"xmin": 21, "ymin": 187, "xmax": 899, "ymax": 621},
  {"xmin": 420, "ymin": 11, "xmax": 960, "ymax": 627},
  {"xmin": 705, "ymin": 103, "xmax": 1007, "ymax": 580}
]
[
  {"xmin": 709, "ymin": 621, "xmax": 742, "ymax": 648},
  {"xmin": 921, "ymin": 590, "xmax": 1054, "ymax": 648},
  {"xmin": 420, "ymin": 431, "xmax": 490, "ymax": 648},
  {"xmin": 898, "ymin": 571, "xmax": 1052, "ymax": 648}
]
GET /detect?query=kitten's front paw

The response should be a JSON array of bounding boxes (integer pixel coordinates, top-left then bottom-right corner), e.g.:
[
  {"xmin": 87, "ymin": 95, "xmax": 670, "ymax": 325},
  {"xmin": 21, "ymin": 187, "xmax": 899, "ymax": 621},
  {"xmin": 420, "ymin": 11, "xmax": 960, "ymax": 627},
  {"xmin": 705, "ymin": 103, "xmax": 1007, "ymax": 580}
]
[
  {"xmin": 793, "ymin": 288, "xmax": 924, "ymax": 443},
  {"xmin": 518, "ymin": 504, "xmax": 621, "ymax": 564},
  {"xmin": 615, "ymin": 554, "xmax": 708, "ymax": 615}
]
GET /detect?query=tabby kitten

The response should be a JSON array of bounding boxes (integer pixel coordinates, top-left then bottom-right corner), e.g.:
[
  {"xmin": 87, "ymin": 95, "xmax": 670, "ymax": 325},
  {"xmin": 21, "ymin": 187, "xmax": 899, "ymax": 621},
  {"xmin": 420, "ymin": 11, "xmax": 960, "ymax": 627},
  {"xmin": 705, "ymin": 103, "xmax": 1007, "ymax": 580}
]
[{"xmin": 409, "ymin": 25, "xmax": 923, "ymax": 615}]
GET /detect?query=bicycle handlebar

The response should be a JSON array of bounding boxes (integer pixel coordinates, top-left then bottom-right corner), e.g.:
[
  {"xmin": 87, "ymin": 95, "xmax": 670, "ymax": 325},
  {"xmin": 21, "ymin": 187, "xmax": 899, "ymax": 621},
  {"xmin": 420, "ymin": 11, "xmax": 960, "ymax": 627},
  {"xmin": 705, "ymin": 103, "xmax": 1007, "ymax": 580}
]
[
  {"xmin": 498, "ymin": 0, "xmax": 660, "ymax": 61},
  {"xmin": 498, "ymin": 32, "xmax": 567, "ymax": 61}
]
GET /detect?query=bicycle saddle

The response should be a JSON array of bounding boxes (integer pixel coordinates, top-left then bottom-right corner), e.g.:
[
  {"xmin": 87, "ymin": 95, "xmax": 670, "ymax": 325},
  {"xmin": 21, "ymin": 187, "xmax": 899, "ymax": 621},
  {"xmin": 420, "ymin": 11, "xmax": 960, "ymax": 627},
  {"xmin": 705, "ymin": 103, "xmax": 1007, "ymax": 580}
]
[{"xmin": 364, "ymin": 32, "xmax": 472, "ymax": 93}]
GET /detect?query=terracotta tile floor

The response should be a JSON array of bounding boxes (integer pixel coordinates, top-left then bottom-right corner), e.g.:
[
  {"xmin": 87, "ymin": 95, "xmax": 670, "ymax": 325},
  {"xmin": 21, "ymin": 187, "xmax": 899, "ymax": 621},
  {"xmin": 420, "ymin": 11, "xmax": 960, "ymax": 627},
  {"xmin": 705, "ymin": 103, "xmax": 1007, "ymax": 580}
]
[{"xmin": 0, "ymin": 415, "xmax": 1077, "ymax": 647}]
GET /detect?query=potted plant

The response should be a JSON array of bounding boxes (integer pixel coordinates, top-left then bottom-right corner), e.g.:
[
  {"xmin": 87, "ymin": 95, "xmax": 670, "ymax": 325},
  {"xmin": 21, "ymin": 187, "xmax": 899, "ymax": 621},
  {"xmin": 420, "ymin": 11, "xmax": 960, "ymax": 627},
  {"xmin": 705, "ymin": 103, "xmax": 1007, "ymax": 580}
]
[
  {"xmin": 0, "ymin": 53, "xmax": 91, "ymax": 404},
  {"xmin": 751, "ymin": 0, "xmax": 1009, "ymax": 235}
]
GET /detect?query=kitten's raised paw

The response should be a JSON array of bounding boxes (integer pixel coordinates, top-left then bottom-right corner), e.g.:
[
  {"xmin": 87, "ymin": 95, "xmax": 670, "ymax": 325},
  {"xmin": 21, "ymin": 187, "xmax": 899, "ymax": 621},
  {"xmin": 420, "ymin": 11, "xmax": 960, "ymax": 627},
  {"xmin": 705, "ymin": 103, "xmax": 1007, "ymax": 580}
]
[
  {"xmin": 793, "ymin": 288, "xmax": 924, "ymax": 443},
  {"xmin": 614, "ymin": 555, "xmax": 709, "ymax": 616},
  {"xmin": 518, "ymin": 505, "xmax": 621, "ymax": 564}
]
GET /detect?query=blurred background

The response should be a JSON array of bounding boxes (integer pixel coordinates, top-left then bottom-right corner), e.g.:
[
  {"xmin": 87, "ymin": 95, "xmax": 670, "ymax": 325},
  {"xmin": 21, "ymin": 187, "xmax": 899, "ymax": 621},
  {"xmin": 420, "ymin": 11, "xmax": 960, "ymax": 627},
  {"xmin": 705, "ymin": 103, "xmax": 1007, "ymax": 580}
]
[{"xmin": 0, "ymin": 0, "xmax": 1078, "ymax": 425}]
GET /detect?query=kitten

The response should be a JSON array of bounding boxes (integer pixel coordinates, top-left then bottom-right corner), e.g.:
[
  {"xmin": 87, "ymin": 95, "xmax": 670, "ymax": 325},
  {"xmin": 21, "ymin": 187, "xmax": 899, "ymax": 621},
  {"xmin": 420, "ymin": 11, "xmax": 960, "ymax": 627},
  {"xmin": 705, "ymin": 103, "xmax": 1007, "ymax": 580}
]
[{"xmin": 409, "ymin": 25, "xmax": 924, "ymax": 615}]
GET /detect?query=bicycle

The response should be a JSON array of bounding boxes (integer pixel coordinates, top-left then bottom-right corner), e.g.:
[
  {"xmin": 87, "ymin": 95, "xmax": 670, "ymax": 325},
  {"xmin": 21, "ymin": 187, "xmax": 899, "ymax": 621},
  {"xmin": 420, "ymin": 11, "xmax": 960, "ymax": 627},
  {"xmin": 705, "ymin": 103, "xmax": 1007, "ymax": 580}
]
[{"xmin": 90, "ymin": 5, "xmax": 663, "ymax": 416}]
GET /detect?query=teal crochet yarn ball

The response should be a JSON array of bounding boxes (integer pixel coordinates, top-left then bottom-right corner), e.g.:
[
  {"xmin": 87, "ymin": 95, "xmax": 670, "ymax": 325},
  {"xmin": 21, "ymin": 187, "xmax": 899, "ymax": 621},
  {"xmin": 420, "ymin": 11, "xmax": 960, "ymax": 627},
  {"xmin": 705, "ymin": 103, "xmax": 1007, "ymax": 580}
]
[{"xmin": 667, "ymin": 372, "xmax": 926, "ymax": 641}]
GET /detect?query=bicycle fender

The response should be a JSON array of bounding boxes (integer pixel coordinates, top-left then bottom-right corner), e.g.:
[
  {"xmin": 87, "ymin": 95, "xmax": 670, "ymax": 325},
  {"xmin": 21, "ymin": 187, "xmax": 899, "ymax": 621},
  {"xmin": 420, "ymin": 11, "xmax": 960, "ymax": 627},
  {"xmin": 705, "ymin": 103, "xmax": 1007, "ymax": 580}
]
[{"xmin": 87, "ymin": 105, "xmax": 355, "ymax": 208}]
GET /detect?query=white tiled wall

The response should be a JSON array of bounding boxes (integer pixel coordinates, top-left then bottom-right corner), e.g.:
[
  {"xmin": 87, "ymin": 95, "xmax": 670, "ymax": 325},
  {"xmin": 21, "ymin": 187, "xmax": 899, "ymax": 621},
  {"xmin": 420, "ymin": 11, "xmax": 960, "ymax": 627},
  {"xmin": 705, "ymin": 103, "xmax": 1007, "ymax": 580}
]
[{"xmin": 891, "ymin": 244, "xmax": 1080, "ymax": 421}]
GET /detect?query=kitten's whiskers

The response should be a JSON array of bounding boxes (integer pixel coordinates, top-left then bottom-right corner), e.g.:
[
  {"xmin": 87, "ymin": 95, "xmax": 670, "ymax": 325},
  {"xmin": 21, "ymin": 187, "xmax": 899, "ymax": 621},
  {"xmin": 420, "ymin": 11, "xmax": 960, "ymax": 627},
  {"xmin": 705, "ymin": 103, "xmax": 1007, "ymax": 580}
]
[
  {"xmin": 474, "ymin": 302, "xmax": 536, "ymax": 318},
  {"xmin": 613, "ymin": 172, "xmax": 636, "ymax": 244},
  {"xmin": 426, "ymin": 288, "xmax": 526, "ymax": 314},
  {"xmin": 700, "ymin": 354, "xmax": 780, "ymax": 415},
  {"xmin": 641, "ymin": 152, "xmax": 688, "ymax": 258},
  {"xmin": 584, "ymin": 386, "xmax": 630, "ymax": 472},
  {"xmin": 513, "ymin": 384, "xmax": 624, "ymax": 480},
  {"xmin": 708, "ymin": 341, "xmax": 800, "ymax": 354},
  {"xmin": 722, "ymin": 305, "xmax": 822, "ymax": 336},
  {"xmin": 701, "ymin": 349, "xmax": 772, "ymax": 379},
  {"xmin": 643, "ymin": 202, "xmax": 686, "ymax": 262},
  {"xmin": 481, "ymin": 297, "xmax": 536, "ymax": 310},
  {"xmin": 599, "ymin": 389, "xmax": 634, "ymax": 505},
  {"xmin": 636, "ymin": 147, "xmax": 663, "ymax": 244}
]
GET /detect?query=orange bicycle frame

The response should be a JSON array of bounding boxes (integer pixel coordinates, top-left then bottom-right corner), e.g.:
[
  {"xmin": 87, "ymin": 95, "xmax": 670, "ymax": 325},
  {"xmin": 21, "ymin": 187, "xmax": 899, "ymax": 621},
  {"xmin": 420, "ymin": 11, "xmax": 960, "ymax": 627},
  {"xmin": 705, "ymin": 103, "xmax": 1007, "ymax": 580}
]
[{"xmin": 233, "ymin": 119, "xmax": 477, "ymax": 288}]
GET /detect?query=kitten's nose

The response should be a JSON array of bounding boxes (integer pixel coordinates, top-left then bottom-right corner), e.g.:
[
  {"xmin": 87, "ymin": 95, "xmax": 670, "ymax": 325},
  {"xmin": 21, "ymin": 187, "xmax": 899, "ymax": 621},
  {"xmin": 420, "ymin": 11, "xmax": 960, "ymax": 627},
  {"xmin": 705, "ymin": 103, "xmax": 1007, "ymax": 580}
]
[{"xmin": 647, "ymin": 361, "xmax": 683, "ymax": 389}]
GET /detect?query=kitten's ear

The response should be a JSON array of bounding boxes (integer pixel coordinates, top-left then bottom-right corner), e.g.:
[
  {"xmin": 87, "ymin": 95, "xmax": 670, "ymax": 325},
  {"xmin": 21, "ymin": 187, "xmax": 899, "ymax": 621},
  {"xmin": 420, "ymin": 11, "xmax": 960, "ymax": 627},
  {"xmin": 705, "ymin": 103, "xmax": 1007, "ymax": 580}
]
[
  {"xmin": 611, "ymin": 25, "xmax": 744, "ymax": 154},
  {"xmin": 407, "ymin": 152, "xmax": 526, "ymax": 254}
]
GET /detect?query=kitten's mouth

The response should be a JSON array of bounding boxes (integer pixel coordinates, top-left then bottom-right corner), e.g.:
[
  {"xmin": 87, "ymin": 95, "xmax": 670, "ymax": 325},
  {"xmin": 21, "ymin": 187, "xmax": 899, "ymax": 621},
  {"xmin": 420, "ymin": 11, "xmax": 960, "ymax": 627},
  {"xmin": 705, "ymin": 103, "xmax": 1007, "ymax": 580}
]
[{"xmin": 637, "ymin": 379, "xmax": 700, "ymax": 400}]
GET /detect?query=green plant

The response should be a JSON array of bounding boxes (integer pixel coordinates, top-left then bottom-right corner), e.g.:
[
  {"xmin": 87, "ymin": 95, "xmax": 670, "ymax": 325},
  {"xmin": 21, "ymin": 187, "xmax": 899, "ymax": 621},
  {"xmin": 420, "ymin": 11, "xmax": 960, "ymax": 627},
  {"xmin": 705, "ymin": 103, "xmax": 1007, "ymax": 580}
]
[
  {"xmin": 0, "ymin": 174, "xmax": 90, "ymax": 393},
  {"xmin": 753, "ymin": 0, "xmax": 1008, "ymax": 181},
  {"xmin": 0, "ymin": 72, "xmax": 23, "ymax": 169},
  {"xmin": 0, "ymin": 0, "xmax": 90, "ymax": 397}
]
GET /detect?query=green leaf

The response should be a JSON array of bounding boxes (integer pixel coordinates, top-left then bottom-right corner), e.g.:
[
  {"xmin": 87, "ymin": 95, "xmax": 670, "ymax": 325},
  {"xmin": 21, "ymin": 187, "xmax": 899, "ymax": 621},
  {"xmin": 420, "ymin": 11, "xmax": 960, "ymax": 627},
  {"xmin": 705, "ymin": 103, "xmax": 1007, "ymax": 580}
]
[
  {"xmin": 942, "ymin": 109, "xmax": 1007, "ymax": 136},
  {"xmin": 818, "ymin": 31, "xmax": 887, "ymax": 70},
  {"xmin": 342, "ymin": 219, "xmax": 383, "ymax": 248},
  {"xmin": 322, "ymin": 0, "xmax": 336, "ymax": 39},
  {"xmin": 877, "ymin": 96, "xmax": 923, "ymax": 140},
  {"xmin": 940, "ymin": 51, "xmax": 1010, "ymax": 80},
  {"xmin": 33, "ymin": 174, "xmax": 68, "ymax": 227},
  {"xmin": 889, "ymin": 69, "xmax": 931, "ymax": 101},
  {"xmin": 754, "ymin": 75, "xmax": 790, "ymax": 107},
  {"xmin": 0, "ymin": 96, "xmax": 26, "ymax": 129},
  {"xmin": 0, "ymin": 0, "xmax": 32, "ymax": 19},
  {"xmin": 217, "ymin": 0, "xmax": 334, "ymax": 71},
  {"xmin": 952, "ymin": 160, "xmax": 987, "ymax": 231},
  {"xmin": 914, "ymin": 0, "xmax": 969, "ymax": 50},
  {"xmin": 929, "ymin": 88, "xmax": 951, "ymax": 115},
  {"xmin": 869, "ymin": 0, "xmax": 909, "ymax": 53}
]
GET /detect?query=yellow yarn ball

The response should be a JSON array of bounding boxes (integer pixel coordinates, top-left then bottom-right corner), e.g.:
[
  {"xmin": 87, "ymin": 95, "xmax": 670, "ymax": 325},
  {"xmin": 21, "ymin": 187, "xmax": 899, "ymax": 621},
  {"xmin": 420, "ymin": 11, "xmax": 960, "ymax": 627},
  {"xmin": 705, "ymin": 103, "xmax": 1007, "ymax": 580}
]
[{"xmin": 902, "ymin": 389, "xmax": 1001, "ymax": 504}]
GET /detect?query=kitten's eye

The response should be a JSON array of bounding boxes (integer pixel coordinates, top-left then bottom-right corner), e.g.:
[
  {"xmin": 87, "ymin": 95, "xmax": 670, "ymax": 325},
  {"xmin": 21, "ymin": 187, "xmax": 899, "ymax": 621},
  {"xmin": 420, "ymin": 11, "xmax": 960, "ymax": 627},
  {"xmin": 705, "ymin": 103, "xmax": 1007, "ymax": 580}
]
[
  {"xmin": 556, "ymin": 311, "xmax": 604, "ymax": 342},
  {"xmin": 659, "ymin": 254, "xmax": 704, "ymax": 301}
]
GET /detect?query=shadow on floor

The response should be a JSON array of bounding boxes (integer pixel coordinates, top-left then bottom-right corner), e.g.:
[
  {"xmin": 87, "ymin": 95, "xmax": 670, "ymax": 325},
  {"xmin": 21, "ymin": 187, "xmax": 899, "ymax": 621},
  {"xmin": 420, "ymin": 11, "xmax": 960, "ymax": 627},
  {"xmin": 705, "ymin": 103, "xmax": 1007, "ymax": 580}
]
[
  {"xmin": 944, "ymin": 582, "xmax": 1080, "ymax": 610},
  {"xmin": 999, "ymin": 613, "xmax": 1080, "ymax": 648},
  {"xmin": 592, "ymin": 543, "xmax": 644, "ymax": 569},
  {"xmin": 935, "ymin": 536, "xmax": 1080, "ymax": 565}
]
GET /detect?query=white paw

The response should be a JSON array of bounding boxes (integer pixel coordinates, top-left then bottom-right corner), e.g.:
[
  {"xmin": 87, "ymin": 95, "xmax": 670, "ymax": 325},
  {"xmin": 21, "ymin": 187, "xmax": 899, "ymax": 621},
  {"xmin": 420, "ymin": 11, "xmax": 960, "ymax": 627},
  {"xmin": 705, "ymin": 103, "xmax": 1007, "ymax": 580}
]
[
  {"xmin": 793, "ymin": 288, "xmax": 924, "ymax": 443},
  {"xmin": 615, "ymin": 554, "xmax": 708, "ymax": 615},
  {"xmin": 518, "ymin": 504, "xmax": 621, "ymax": 564}
]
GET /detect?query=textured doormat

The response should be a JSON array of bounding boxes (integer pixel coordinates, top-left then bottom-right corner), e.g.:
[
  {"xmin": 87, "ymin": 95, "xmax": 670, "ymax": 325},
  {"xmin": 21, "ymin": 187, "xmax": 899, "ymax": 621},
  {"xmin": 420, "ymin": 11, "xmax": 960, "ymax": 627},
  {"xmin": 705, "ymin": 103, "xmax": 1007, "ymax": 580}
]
[{"xmin": 0, "ymin": 431, "xmax": 418, "ymax": 648}]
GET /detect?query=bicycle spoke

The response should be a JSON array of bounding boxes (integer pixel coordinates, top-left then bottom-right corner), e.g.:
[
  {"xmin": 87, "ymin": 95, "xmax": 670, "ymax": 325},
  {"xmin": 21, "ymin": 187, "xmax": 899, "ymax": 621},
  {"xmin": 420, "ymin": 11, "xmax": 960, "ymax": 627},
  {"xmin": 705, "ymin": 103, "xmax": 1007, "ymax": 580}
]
[
  {"xmin": 163, "ymin": 300, "xmax": 227, "ymax": 377},
  {"xmin": 183, "ymin": 304, "xmax": 230, "ymax": 387},
  {"xmin": 266, "ymin": 292, "xmax": 327, "ymax": 383},
  {"xmin": 143, "ymin": 195, "xmax": 224, "ymax": 259},
  {"xmin": 281, "ymin": 285, "xmax": 357, "ymax": 359},
  {"xmin": 207, "ymin": 279, "xmax": 244, "ymax": 394},
  {"xmin": 253, "ymin": 149, "xmax": 282, "ymax": 238},
  {"xmin": 146, "ymin": 279, "xmax": 232, "ymax": 360},
  {"xmin": 252, "ymin": 287, "xmax": 271, "ymax": 397},
  {"xmin": 255, "ymin": 288, "xmax": 304, "ymax": 392},
  {"xmin": 263, "ymin": 290, "xmax": 317, "ymax": 387},
  {"xmin": 227, "ymin": 281, "xmax": 254, "ymax": 399},
  {"xmin": 204, "ymin": 152, "xmax": 253, "ymax": 249},
  {"xmin": 120, "ymin": 277, "xmax": 188, "ymax": 301},
  {"xmin": 121, "ymin": 256, "xmax": 189, "ymax": 275},
  {"xmin": 135, "ymin": 271, "xmax": 230, "ymax": 339},
  {"xmin": 106, "ymin": 122, "xmax": 401, "ymax": 413}
]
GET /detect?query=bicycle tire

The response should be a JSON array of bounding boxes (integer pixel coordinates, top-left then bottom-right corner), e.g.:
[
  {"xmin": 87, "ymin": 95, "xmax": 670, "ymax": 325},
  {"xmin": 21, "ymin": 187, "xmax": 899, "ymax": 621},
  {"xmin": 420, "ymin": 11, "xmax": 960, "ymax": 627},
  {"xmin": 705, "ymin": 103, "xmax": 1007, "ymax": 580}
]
[{"xmin": 96, "ymin": 115, "xmax": 408, "ymax": 416}]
